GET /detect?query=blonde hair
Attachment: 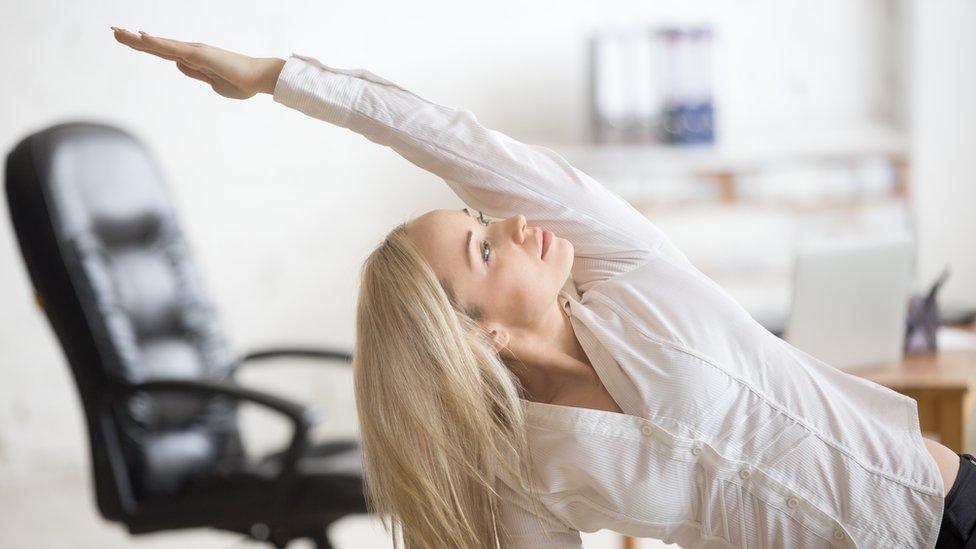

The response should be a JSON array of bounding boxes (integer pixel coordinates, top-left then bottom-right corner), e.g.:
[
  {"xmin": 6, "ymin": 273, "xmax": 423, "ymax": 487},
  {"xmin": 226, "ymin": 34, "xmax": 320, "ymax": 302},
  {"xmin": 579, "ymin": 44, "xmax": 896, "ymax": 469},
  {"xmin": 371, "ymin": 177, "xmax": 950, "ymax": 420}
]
[{"xmin": 353, "ymin": 223, "xmax": 548, "ymax": 548}]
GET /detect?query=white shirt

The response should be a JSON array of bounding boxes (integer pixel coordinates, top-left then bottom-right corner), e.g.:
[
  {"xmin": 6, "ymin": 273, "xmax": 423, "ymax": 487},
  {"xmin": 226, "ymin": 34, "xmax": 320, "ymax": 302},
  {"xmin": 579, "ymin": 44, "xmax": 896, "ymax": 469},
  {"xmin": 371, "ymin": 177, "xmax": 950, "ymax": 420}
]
[{"xmin": 273, "ymin": 53, "xmax": 945, "ymax": 548}]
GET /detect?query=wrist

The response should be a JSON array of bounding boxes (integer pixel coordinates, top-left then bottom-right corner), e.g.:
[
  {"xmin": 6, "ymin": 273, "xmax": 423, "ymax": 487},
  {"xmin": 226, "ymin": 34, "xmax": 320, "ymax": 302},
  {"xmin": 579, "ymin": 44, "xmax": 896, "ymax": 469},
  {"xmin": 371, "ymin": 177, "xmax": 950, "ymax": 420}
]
[{"xmin": 254, "ymin": 57, "xmax": 287, "ymax": 95}]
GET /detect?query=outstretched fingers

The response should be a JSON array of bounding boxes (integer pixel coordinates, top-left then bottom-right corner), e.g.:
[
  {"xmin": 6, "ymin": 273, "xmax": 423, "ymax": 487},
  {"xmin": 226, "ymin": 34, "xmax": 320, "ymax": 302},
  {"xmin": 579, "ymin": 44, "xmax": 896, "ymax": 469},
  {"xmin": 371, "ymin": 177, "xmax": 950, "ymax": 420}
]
[
  {"xmin": 138, "ymin": 32, "xmax": 202, "ymax": 61},
  {"xmin": 115, "ymin": 30, "xmax": 173, "ymax": 61},
  {"xmin": 113, "ymin": 28, "xmax": 180, "ymax": 61},
  {"xmin": 112, "ymin": 28, "xmax": 206, "ymax": 67},
  {"xmin": 113, "ymin": 28, "xmax": 222, "ymax": 80}
]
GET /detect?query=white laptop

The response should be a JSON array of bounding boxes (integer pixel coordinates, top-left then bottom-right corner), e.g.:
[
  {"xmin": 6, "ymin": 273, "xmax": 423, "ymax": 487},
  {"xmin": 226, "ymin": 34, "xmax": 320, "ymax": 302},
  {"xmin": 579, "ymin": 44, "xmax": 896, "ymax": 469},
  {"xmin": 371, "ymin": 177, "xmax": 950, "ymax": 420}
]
[{"xmin": 784, "ymin": 235, "xmax": 914, "ymax": 372}]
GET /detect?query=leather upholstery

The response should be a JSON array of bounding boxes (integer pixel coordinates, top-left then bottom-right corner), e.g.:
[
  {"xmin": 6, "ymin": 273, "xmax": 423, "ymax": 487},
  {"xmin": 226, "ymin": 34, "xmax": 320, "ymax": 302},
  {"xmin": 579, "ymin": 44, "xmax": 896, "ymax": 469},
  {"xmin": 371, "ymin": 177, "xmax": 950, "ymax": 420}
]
[{"xmin": 21, "ymin": 122, "xmax": 240, "ymax": 494}]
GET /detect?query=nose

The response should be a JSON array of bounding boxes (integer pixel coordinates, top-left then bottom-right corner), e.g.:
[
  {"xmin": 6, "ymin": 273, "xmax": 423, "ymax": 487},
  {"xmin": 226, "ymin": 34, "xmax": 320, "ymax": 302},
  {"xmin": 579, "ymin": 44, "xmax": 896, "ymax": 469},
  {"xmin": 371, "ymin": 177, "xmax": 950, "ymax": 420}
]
[{"xmin": 509, "ymin": 214, "xmax": 527, "ymax": 243}]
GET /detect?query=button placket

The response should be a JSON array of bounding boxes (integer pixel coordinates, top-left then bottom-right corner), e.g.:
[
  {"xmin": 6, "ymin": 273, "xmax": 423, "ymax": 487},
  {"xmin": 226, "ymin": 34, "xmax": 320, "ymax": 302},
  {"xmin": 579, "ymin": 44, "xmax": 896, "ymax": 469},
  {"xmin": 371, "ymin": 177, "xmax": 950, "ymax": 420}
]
[{"xmin": 707, "ymin": 452, "xmax": 851, "ymax": 547}]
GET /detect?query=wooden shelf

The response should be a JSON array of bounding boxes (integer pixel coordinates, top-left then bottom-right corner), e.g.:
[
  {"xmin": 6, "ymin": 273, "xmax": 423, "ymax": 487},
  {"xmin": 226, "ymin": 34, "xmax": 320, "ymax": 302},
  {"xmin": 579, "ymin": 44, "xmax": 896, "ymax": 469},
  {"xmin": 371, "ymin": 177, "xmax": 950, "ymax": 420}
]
[{"xmin": 544, "ymin": 126, "xmax": 908, "ymax": 180}]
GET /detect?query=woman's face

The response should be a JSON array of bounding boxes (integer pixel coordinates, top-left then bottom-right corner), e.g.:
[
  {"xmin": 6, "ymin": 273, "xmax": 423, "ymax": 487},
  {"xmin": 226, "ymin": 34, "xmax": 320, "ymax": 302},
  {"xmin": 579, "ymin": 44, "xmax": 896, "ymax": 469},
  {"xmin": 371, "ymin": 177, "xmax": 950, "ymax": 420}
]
[{"xmin": 405, "ymin": 208, "xmax": 573, "ymax": 333}]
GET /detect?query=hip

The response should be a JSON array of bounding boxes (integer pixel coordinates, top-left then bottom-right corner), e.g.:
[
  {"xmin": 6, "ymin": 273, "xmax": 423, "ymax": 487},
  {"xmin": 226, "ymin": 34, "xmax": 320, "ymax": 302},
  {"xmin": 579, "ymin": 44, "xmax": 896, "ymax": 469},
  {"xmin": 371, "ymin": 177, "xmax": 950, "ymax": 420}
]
[{"xmin": 936, "ymin": 453, "xmax": 976, "ymax": 548}]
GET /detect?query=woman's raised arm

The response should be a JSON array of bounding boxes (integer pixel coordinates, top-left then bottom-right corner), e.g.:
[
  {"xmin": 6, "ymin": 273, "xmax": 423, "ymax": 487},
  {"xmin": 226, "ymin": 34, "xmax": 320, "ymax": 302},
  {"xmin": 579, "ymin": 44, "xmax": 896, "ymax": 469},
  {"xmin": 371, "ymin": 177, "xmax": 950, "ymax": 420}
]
[{"xmin": 113, "ymin": 28, "xmax": 692, "ymax": 290}]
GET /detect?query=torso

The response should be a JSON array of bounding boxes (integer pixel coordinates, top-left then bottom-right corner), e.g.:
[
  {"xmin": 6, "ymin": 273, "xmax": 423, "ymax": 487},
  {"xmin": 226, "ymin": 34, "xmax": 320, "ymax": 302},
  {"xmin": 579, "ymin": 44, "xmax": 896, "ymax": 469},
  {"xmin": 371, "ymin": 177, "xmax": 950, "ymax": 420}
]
[{"xmin": 554, "ymin": 372, "xmax": 960, "ymax": 497}]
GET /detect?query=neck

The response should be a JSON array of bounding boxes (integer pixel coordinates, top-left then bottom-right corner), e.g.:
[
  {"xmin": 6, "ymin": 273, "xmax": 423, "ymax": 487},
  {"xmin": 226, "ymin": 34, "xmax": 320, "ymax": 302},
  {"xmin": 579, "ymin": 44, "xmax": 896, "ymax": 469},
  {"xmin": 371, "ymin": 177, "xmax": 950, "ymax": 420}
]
[{"xmin": 501, "ymin": 299, "xmax": 591, "ymax": 404}]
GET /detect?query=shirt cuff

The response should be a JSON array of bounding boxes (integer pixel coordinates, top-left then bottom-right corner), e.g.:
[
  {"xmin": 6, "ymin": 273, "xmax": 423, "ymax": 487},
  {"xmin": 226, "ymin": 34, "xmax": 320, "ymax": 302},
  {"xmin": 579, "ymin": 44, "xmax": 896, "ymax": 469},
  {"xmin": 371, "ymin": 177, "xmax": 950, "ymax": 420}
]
[{"xmin": 272, "ymin": 53, "xmax": 363, "ymax": 127}]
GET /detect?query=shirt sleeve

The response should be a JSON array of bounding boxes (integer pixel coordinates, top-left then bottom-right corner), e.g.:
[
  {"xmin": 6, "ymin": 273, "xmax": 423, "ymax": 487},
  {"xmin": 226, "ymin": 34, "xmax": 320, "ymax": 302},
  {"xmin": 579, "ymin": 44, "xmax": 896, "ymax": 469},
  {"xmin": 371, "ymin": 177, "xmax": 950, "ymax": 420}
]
[
  {"xmin": 495, "ymin": 477, "xmax": 583, "ymax": 548},
  {"xmin": 272, "ymin": 53, "xmax": 691, "ymax": 292}
]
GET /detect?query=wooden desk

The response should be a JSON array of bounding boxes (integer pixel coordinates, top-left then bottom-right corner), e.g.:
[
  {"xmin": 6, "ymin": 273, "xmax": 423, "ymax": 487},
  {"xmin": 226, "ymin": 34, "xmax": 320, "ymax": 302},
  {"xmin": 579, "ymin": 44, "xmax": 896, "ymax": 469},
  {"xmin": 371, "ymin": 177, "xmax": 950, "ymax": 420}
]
[{"xmin": 856, "ymin": 349, "xmax": 976, "ymax": 452}]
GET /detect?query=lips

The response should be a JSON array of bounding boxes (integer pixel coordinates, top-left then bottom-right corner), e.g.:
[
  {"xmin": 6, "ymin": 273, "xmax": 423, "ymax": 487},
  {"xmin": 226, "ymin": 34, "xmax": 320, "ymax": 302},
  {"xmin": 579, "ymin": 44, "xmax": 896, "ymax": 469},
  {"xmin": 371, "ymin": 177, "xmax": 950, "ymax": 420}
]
[{"xmin": 541, "ymin": 229, "xmax": 552, "ymax": 258}]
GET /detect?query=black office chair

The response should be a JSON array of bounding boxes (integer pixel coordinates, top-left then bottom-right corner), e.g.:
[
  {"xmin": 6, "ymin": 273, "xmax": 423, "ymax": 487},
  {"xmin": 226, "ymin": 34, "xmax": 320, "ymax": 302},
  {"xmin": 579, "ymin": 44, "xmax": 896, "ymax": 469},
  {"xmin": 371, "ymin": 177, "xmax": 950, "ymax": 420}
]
[{"xmin": 4, "ymin": 121, "xmax": 368, "ymax": 548}]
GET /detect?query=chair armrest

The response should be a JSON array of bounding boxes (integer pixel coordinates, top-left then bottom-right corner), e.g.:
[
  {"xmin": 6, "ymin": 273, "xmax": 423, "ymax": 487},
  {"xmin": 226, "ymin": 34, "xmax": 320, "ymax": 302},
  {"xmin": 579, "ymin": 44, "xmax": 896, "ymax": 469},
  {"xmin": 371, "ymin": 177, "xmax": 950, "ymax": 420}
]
[
  {"xmin": 112, "ymin": 378, "xmax": 318, "ymax": 425},
  {"xmin": 108, "ymin": 378, "xmax": 319, "ymax": 499},
  {"xmin": 238, "ymin": 347, "xmax": 353, "ymax": 365}
]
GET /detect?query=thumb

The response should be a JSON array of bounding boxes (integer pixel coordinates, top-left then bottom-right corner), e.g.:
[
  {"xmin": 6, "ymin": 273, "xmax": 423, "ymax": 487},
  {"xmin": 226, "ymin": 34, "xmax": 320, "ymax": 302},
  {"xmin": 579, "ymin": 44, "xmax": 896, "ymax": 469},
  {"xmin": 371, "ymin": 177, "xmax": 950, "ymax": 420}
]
[{"xmin": 176, "ymin": 61, "xmax": 215, "ymax": 86}]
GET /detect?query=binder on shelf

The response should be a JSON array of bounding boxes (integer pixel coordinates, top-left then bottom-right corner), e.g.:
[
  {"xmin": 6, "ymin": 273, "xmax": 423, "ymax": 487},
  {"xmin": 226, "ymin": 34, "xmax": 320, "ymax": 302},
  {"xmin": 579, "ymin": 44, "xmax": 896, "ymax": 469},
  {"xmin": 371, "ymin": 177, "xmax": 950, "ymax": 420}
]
[{"xmin": 589, "ymin": 26, "xmax": 715, "ymax": 146}]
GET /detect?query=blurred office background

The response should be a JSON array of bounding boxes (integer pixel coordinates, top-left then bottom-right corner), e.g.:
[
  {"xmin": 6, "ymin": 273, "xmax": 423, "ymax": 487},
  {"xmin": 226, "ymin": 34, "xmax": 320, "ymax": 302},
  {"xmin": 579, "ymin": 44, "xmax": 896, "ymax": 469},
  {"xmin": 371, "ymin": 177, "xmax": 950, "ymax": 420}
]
[{"xmin": 1, "ymin": 0, "xmax": 974, "ymax": 547}]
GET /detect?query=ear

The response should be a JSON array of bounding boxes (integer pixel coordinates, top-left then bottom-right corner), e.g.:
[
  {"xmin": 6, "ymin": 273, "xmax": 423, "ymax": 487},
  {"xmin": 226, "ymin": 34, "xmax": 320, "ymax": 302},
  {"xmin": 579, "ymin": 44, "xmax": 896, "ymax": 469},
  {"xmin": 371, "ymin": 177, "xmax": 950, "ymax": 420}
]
[{"xmin": 484, "ymin": 324, "xmax": 511, "ymax": 355}]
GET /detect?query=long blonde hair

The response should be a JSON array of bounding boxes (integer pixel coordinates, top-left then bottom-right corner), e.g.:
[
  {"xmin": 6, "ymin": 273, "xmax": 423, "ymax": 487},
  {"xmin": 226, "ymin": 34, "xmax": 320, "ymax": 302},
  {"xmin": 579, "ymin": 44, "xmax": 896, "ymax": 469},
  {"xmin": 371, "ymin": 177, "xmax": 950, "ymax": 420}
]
[{"xmin": 353, "ymin": 223, "xmax": 548, "ymax": 548}]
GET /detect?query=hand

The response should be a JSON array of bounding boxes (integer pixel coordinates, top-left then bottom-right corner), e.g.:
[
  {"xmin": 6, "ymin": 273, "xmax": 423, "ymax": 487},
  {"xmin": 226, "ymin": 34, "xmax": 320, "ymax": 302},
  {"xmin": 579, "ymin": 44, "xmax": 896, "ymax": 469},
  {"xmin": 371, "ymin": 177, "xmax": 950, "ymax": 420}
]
[{"xmin": 111, "ymin": 27, "xmax": 285, "ymax": 99}]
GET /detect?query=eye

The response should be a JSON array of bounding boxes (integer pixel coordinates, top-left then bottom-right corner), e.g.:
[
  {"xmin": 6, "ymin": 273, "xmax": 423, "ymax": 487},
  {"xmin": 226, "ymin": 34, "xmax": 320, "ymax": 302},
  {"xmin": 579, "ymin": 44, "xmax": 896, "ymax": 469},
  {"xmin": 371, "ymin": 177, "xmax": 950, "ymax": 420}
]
[
  {"xmin": 480, "ymin": 239, "xmax": 492, "ymax": 264},
  {"xmin": 477, "ymin": 211, "xmax": 492, "ymax": 264}
]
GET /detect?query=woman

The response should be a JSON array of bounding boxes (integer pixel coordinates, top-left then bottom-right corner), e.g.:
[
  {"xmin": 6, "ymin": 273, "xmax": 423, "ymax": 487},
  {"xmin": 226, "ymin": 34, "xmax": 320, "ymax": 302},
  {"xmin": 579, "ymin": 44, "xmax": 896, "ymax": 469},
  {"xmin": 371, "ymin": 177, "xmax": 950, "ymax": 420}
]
[{"xmin": 113, "ymin": 28, "xmax": 973, "ymax": 548}]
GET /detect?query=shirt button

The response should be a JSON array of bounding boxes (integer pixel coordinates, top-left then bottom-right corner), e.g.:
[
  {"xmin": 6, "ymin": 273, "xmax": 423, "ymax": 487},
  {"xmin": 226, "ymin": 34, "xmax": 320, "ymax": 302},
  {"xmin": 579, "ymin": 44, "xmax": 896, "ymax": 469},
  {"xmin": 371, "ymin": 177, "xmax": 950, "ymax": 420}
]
[
  {"xmin": 786, "ymin": 497, "xmax": 799, "ymax": 509},
  {"xmin": 691, "ymin": 446, "xmax": 702, "ymax": 456},
  {"xmin": 640, "ymin": 424, "xmax": 653, "ymax": 436},
  {"xmin": 832, "ymin": 529, "xmax": 845, "ymax": 540},
  {"xmin": 738, "ymin": 468, "xmax": 751, "ymax": 480}
]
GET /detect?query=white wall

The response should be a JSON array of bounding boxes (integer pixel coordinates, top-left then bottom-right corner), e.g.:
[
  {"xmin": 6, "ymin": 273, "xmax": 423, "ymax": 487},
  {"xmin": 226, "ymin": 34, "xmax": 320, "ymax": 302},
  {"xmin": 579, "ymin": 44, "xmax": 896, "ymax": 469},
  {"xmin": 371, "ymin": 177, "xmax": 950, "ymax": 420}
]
[
  {"xmin": 910, "ymin": 0, "xmax": 976, "ymax": 309},
  {"xmin": 0, "ymin": 1, "xmax": 930, "ymax": 547},
  {"xmin": 0, "ymin": 0, "xmax": 895, "ymax": 477},
  {"xmin": 0, "ymin": 0, "xmax": 894, "ymax": 499}
]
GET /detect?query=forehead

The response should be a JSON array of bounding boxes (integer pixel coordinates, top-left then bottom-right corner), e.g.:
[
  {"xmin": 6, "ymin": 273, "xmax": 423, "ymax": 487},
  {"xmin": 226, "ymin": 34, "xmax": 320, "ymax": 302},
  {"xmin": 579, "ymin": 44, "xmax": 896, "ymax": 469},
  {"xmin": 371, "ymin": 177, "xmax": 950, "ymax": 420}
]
[
  {"xmin": 409, "ymin": 208, "xmax": 470, "ymax": 236},
  {"xmin": 406, "ymin": 208, "xmax": 473, "ymax": 270}
]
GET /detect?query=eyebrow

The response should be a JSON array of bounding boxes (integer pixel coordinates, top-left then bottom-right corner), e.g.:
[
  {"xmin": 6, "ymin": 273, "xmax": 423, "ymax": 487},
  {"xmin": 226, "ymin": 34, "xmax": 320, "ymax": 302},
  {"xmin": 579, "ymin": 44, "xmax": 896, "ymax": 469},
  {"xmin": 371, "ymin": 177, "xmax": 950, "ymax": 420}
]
[
  {"xmin": 461, "ymin": 208, "xmax": 474, "ymax": 271},
  {"xmin": 466, "ymin": 230, "xmax": 474, "ymax": 270}
]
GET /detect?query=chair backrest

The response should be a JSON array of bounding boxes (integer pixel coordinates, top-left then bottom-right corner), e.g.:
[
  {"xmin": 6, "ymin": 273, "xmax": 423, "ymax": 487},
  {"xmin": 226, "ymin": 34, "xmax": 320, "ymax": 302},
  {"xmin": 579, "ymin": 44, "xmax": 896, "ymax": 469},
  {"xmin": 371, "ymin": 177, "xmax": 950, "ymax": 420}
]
[{"xmin": 5, "ymin": 122, "xmax": 244, "ymax": 519}]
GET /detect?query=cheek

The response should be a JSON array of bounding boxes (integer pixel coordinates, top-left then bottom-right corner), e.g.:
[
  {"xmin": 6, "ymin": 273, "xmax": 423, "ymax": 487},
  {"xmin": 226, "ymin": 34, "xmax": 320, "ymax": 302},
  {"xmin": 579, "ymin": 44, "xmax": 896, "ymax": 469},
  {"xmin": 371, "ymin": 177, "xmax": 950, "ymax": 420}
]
[{"xmin": 491, "ymin": 258, "xmax": 544, "ymax": 304}]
